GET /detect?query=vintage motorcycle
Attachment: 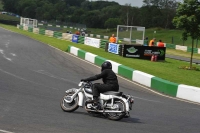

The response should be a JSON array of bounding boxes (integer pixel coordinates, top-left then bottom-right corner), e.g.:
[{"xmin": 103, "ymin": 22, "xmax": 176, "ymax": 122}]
[{"xmin": 60, "ymin": 81, "xmax": 134, "ymax": 121}]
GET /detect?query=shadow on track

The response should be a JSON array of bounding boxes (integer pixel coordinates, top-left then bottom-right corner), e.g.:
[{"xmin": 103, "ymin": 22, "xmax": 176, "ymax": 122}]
[{"xmin": 73, "ymin": 111, "xmax": 142, "ymax": 123}]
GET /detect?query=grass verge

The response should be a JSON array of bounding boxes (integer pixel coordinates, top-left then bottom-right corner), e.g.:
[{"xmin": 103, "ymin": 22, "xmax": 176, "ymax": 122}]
[{"xmin": 0, "ymin": 24, "xmax": 200, "ymax": 87}]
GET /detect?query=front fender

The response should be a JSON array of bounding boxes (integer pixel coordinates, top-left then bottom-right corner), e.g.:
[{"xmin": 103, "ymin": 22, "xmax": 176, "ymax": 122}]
[
  {"xmin": 78, "ymin": 92, "xmax": 84, "ymax": 107},
  {"xmin": 65, "ymin": 88, "xmax": 84, "ymax": 107}
]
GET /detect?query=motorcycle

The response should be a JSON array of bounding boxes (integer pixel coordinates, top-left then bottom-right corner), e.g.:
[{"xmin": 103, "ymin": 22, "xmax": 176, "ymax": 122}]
[{"xmin": 60, "ymin": 81, "xmax": 134, "ymax": 121}]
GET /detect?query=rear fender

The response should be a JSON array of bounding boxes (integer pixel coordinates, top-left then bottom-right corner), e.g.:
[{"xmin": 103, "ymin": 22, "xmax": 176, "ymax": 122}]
[{"xmin": 121, "ymin": 98, "xmax": 130, "ymax": 112}]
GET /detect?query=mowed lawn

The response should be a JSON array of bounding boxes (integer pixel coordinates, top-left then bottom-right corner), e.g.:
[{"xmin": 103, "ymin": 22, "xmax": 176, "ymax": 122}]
[{"xmin": 0, "ymin": 24, "xmax": 200, "ymax": 88}]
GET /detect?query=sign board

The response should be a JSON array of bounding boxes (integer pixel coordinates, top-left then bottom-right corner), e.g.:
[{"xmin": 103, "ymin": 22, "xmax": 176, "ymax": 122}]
[
  {"xmin": 108, "ymin": 43, "xmax": 119, "ymax": 54},
  {"xmin": 84, "ymin": 37, "xmax": 100, "ymax": 48},
  {"xmin": 120, "ymin": 45, "xmax": 166, "ymax": 60},
  {"xmin": 72, "ymin": 34, "xmax": 79, "ymax": 43}
]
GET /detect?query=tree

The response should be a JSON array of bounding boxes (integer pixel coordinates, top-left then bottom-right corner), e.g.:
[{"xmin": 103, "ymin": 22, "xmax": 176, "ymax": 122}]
[
  {"xmin": 82, "ymin": 10, "xmax": 102, "ymax": 28},
  {"xmin": 173, "ymin": 0, "xmax": 200, "ymax": 69},
  {"xmin": 104, "ymin": 18, "xmax": 121, "ymax": 29},
  {"xmin": 2, "ymin": 0, "xmax": 20, "ymax": 13}
]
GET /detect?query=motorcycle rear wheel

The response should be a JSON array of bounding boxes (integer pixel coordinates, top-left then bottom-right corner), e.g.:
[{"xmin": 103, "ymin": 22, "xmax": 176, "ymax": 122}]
[
  {"xmin": 107, "ymin": 99, "xmax": 126, "ymax": 121},
  {"xmin": 60, "ymin": 92, "xmax": 79, "ymax": 112}
]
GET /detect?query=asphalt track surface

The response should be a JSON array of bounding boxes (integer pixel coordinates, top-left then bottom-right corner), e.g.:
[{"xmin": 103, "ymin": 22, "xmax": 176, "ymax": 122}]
[
  {"xmin": 166, "ymin": 54, "xmax": 200, "ymax": 64},
  {"xmin": 0, "ymin": 27, "xmax": 200, "ymax": 133}
]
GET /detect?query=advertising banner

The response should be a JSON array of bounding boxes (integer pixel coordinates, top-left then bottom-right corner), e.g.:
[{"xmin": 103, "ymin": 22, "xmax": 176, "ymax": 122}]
[
  {"xmin": 108, "ymin": 43, "xmax": 119, "ymax": 54},
  {"xmin": 175, "ymin": 45, "xmax": 187, "ymax": 51},
  {"xmin": 84, "ymin": 37, "xmax": 100, "ymax": 48},
  {"xmin": 72, "ymin": 34, "xmax": 79, "ymax": 43},
  {"xmin": 120, "ymin": 45, "xmax": 166, "ymax": 60}
]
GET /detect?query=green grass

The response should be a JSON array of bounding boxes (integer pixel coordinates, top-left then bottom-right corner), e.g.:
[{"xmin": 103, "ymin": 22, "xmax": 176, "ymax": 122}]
[
  {"xmin": 1, "ymin": 24, "xmax": 200, "ymax": 88},
  {"xmin": 0, "ymin": 14, "xmax": 20, "ymax": 21},
  {"xmin": 167, "ymin": 49, "xmax": 200, "ymax": 60}
]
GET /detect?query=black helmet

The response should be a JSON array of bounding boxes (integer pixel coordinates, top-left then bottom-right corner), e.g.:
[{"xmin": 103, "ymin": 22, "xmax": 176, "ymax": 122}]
[{"xmin": 101, "ymin": 61, "xmax": 112, "ymax": 71}]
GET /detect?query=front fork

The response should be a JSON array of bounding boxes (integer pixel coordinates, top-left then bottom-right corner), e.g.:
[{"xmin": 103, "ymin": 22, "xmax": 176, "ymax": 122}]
[{"xmin": 65, "ymin": 88, "xmax": 84, "ymax": 107}]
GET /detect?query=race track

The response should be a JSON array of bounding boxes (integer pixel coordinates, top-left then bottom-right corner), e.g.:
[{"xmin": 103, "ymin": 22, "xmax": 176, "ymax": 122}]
[{"xmin": 0, "ymin": 27, "xmax": 200, "ymax": 133}]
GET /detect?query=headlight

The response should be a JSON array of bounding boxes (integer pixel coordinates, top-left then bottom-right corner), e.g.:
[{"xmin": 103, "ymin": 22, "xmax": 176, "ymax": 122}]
[{"xmin": 78, "ymin": 82, "xmax": 83, "ymax": 87}]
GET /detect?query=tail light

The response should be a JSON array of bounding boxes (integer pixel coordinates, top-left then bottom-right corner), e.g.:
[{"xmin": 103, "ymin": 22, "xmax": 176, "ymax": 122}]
[{"xmin": 130, "ymin": 98, "xmax": 134, "ymax": 104}]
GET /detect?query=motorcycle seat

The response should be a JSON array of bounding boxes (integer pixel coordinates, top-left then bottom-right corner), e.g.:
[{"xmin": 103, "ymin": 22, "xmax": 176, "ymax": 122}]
[{"xmin": 103, "ymin": 91, "xmax": 122, "ymax": 96}]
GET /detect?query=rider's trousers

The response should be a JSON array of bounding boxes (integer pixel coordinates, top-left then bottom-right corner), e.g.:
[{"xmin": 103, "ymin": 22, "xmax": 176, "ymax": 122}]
[{"xmin": 92, "ymin": 83, "xmax": 119, "ymax": 97}]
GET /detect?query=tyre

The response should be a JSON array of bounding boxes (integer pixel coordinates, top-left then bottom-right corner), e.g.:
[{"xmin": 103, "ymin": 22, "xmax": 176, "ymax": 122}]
[
  {"xmin": 60, "ymin": 92, "xmax": 79, "ymax": 112},
  {"xmin": 107, "ymin": 99, "xmax": 126, "ymax": 121}
]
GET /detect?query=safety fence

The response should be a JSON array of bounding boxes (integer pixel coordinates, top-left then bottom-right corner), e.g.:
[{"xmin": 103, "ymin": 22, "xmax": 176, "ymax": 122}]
[
  {"xmin": 37, "ymin": 22, "xmax": 86, "ymax": 31},
  {"xmin": 17, "ymin": 25, "xmax": 110, "ymax": 49}
]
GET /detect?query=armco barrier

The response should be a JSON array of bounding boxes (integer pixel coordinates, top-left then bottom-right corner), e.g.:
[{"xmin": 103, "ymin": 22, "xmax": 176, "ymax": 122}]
[
  {"xmin": 28, "ymin": 27, "xmax": 33, "ymax": 32},
  {"xmin": 78, "ymin": 49, "xmax": 86, "ymax": 59},
  {"xmin": 166, "ymin": 43, "xmax": 176, "ymax": 49},
  {"xmin": 45, "ymin": 30, "xmax": 54, "ymax": 37},
  {"xmin": 53, "ymin": 31, "xmax": 62, "ymax": 39},
  {"xmin": 175, "ymin": 45, "xmax": 187, "ymax": 51},
  {"xmin": 23, "ymin": 26, "xmax": 28, "ymax": 31},
  {"xmin": 96, "ymin": 35, "xmax": 101, "ymax": 38},
  {"xmin": 94, "ymin": 56, "xmax": 107, "ymax": 66},
  {"xmin": 177, "ymin": 85, "xmax": 200, "ymax": 103},
  {"xmin": 78, "ymin": 36, "xmax": 85, "ymax": 44},
  {"xmin": 33, "ymin": 28, "xmax": 39, "ymax": 34},
  {"xmin": 67, "ymin": 46, "xmax": 200, "ymax": 103},
  {"xmin": 118, "ymin": 65, "xmax": 134, "ymax": 80},
  {"xmin": 132, "ymin": 71, "xmax": 154, "ymax": 87},
  {"xmin": 100, "ymin": 39, "xmax": 108, "ymax": 49},
  {"xmin": 90, "ymin": 34, "xmax": 94, "ymax": 37},
  {"xmin": 107, "ymin": 60, "xmax": 121, "ymax": 74},
  {"xmin": 39, "ymin": 29, "xmax": 45, "ymax": 35},
  {"xmin": 62, "ymin": 33, "xmax": 73, "ymax": 41},
  {"xmin": 19, "ymin": 25, "xmax": 23, "ymax": 30},
  {"xmin": 187, "ymin": 47, "xmax": 198, "ymax": 53},
  {"xmin": 151, "ymin": 77, "xmax": 178, "ymax": 97}
]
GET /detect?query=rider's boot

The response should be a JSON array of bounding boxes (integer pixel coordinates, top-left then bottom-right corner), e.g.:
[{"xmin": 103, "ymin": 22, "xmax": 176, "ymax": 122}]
[{"xmin": 88, "ymin": 96, "xmax": 100, "ymax": 110}]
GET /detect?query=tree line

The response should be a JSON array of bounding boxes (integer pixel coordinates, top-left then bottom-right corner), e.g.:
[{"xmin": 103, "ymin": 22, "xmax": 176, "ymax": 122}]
[{"xmin": 1, "ymin": 0, "xmax": 180, "ymax": 29}]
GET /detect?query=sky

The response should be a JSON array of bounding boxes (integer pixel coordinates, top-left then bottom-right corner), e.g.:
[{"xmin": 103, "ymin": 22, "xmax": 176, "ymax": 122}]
[
  {"xmin": 90, "ymin": 0, "xmax": 145, "ymax": 7},
  {"xmin": 90, "ymin": 0, "xmax": 183, "ymax": 7}
]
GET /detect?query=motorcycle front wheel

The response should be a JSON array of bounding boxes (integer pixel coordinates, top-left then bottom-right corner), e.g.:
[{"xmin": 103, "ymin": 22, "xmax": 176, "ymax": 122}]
[
  {"xmin": 107, "ymin": 99, "xmax": 126, "ymax": 121},
  {"xmin": 60, "ymin": 92, "xmax": 79, "ymax": 112}
]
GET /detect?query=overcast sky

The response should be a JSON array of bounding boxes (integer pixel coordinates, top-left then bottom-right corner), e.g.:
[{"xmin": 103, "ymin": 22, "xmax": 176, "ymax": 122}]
[
  {"xmin": 91, "ymin": 0, "xmax": 143, "ymax": 7},
  {"xmin": 91, "ymin": 0, "xmax": 183, "ymax": 7}
]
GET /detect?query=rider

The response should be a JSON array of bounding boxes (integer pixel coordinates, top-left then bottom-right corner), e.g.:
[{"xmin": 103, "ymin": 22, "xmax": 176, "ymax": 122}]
[{"xmin": 81, "ymin": 61, "xmax": 119, "ymax": 108}]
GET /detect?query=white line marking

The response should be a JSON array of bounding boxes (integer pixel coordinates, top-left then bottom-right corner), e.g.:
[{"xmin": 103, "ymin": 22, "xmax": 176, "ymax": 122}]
[
  {"xmin": 0, "ymin": 129, "xmax": 14, "ymax": 133},
  {"xmin": 0, "ymin": 68, "xmax": 58, "ymax": 90},
  {"xmin": 10, "ymin": 53, "xmax": 16, "ymax": 56},
  {"xmin": 0, "ymin": 49, "xmax": 3, "ymax": 54},
  {"xmin": 33, "ymin": 70, "xmax": 77, "ymax": 84},
  {"xmin": 0, "ymin": 49, "xmax": 12, "ymax": 61}
]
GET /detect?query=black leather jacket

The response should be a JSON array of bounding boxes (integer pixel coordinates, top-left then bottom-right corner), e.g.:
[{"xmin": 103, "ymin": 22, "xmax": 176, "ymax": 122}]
[{"xmin": 84, "ymin": 69, "xmax": 119, "ymax": 86}]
